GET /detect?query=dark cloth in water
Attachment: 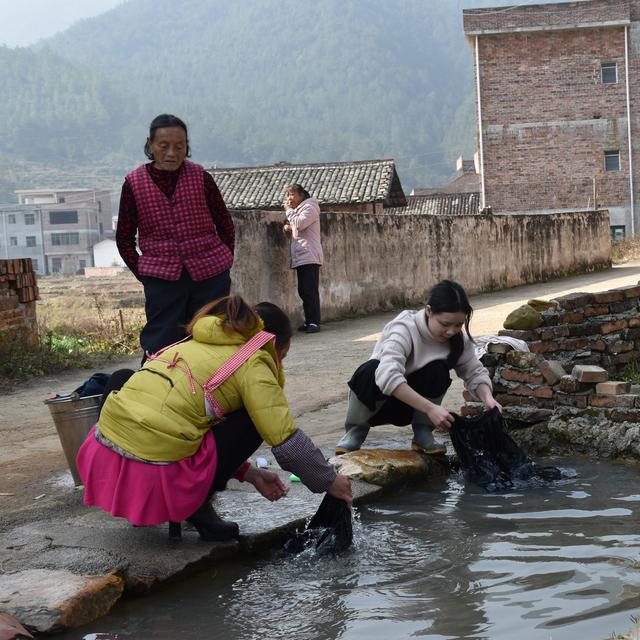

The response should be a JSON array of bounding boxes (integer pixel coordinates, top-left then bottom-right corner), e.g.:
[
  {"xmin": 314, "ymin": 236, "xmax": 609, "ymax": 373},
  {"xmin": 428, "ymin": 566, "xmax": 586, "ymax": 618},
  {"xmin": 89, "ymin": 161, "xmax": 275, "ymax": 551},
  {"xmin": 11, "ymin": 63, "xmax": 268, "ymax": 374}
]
[
  {"xmin": 284, "ymin": 494, "xmax": 353, "ymax": 555},
  {"xmin": 450, "ymin": 407, "xmax": 561, "ymax": 491}
]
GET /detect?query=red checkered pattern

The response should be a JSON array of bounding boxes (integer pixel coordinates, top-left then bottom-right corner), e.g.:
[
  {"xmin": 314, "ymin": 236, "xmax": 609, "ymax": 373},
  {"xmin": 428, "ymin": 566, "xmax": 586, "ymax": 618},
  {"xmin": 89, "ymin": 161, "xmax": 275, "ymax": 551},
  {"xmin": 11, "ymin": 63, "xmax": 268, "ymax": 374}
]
[{"xmin": 126, "ymin": 160, "xmax": 233, "ymax": 281}]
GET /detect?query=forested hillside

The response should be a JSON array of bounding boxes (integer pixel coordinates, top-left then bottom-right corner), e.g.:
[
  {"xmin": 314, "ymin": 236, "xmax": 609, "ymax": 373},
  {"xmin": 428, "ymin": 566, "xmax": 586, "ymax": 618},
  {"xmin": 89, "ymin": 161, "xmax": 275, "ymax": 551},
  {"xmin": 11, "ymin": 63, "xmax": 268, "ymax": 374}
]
[{"xmin": 0, "ymin": 0, "xmax": 531, "ymax": 201}]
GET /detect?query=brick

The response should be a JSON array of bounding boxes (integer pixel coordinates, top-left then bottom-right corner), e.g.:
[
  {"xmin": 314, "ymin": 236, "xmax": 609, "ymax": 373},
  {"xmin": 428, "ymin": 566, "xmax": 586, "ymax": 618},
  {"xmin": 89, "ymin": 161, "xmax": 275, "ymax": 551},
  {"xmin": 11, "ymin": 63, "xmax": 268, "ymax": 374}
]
[
  {"xmin": 584, "ymin": 305, "xmax": 610, "ymax": 317},
  {"xmin": 554, "ymin": 392, "xmax": 589, "ymax": 409},
  {"xmin": 559, "ymin": 311, "xmax": 585, "ymax": 324},
  {"xmin": 629, "ymin": 317, "xmax": 640, "ymax": 328},
  {"xmin": 601, "ymin": 351, "xmax": 639, "ymax": 367},
  {"xmin": 507, "ymin": 383, "xmax": 554, "ymax": 398},
  {"xmin": 622, "ymin": 327, "xmax": 640, "ymax": 340},
  {"xmin": 541, "ymin": 310, "xmax": 559, "ymax": 326},
  {"xmin": 593, "ymin": 291, "xmax": 625, "ymax": 304},
  {"xmin": 538, "ymin": 359, "xmax": 566, "ymax": 385},
  {"xmin": 529, "ymin": 340, "xmax": 558, "ymax": 354},
  {"xmin": 499, "ymin": 366, "xmax": 544, "ymax": 384},
  {"xmin": 588, "ymin": 338, "xmax": 607, "ymax": 352},
  {"xmin": 541, "ymin": 326, "xmax": 570, "ymax": 340},
  {"xmin": 604, "ymin": 339, "xmax": 634, "ymax": 354},
  {"xmin": 617, "ymin": 284, "xmax": 640, "ymax": 299},
  {"xmin": 595, "ymin": 381, "xmax": 631, "ymax": 395},
  {"xmin": 494, "ymin": 393, "xmax": 555, "ymax": 408},
  {"xmin": 589, "ymin": 394, "xmax": 636, "ymax": 408},
  {"xmin": 567, "ymin": 322, "xmax": 597, "ymax": 337},
  {"xmin": 505, "ymin": 350, "xmax": 537, "ymax": 369},
  {"xmin": 600, "ymin": 319, "xmax": 628, "ymax": 335},
  {"xmin": 552, "ymin": 292, "xmax": 594, "ymax": 310},
  {"xmin": 497, "ymin": 329, "xmax": 540, "ymax": 341},
  {"xmin": 571, "ymin": 365, "xmax": 608, "ymax": 383},
  {"xmin": 559, "ymin": 374, "xmax": 581, "ymax": 393}
]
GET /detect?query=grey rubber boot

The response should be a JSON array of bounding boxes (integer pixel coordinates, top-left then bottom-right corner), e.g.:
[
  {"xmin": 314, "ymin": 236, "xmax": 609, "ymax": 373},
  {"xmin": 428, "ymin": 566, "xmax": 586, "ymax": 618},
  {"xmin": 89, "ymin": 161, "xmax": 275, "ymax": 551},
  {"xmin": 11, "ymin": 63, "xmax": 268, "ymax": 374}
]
[
  {"xmin": 411, "ymin": 423, "xmax": 446, "ymax": 455},
  {"xmin": 335, "ymin": 425, "xmax": 370, "ymax": 455}
]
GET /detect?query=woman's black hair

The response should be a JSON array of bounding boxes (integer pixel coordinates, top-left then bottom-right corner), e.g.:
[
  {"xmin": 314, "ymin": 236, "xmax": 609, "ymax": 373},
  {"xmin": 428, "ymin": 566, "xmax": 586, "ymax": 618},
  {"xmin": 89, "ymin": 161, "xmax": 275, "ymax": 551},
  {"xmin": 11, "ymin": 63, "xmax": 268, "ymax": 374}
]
[
  {"xmin": 255, "ymin": 301, "xmax": 292, "ymax": 352},
  {"xmin": 144, "ymin": 113, "xmax": 191, "ymax": 160},
  {"xmin": 426, "ymin": 280, "xmax": 474, "ymax": 368},
  {"xmin": 286, "ymin": 183, "xmax": 311, "ymax": 201}
]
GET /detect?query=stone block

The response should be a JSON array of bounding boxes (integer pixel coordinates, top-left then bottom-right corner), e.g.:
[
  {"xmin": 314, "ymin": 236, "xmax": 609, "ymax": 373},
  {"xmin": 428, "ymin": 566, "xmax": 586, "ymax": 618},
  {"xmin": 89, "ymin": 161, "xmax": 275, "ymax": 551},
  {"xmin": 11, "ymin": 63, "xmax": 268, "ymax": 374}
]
[
  {"xmin": 487, "ymin": 342, "xmax": 514, "ymax": 354},
  {"xmin": 541, "ymin": 310, "xmax": 560, "ymax": 326},
  {"xmin": 480, "ymin": 353, "xmax": 501, "ymax": 367},
  {"xmin": 559, "ymin": 374, "xmax": 581, "ymax": 393},
  {"xmin": 499, "ymin": 366, "xmax": 544, "ymax": 385},
  {"xmin": 601, "ymin": 351, "xmax": 639, "ymax": 367},
  {"xmin": 610, "ymin": 408, "xmax": 640, "ymax": 422},
  {"xmin": 617, "ymin": 284, "xmax": 640, "ymax": 299},
  {"xmin": 503, "ymin": 304, "xmax": 543, "ymax": 330},
  {"xmin": 505, "ymin": 350, "xmax": 537, "ymax": 369},
  {"xmin": 595, "ymin": 381, "xmax": 631, "ymax": 395},
  {"xmin": 571, "ymin": 365, "xmax": 608, "ymax": 383},
  {"xmin": 589, "ymin": 394, "xmax": 636, "ymax": 408},
  {"xmin": 552, "ymin": 291, "xmax": 594, "ymax": 310},
  {"xmin": 593, "ymin": 290, "xmax": 625, "ymax": 304},
  {"xmin": 494, "ymin": 393, "xmax": 554, "ymax": 408},
  {"xmin": 603, "ymin": 338, "xmax": 634, "ymax": 354},
  {"xmin": 609, "ymin": 299, "xmax": 637, "ymax": 314},
  {"xmin": 541, "ymin": 326, "xmax": 570, "ymax": 340},
  {"xmin": 622, "ymin": 327, "xmax": 640, "ymax": 340},
  {"xmin": 584, "ymin": 304, "xmax": 610, "ymax": 317},
  {"xmin": 629, "ymin": 317, "xmax": 640, "ymax": 328},
  {"xmin": 527, "ymin": 299, "xmax": 560, "ymax": 312},
  {"xmin": 538, "ymin": 359, "xmax": 566, "ymax": 385},
  {"xmin": 588, "ymin": 338, "xmax": 607, "ymax": 352}
]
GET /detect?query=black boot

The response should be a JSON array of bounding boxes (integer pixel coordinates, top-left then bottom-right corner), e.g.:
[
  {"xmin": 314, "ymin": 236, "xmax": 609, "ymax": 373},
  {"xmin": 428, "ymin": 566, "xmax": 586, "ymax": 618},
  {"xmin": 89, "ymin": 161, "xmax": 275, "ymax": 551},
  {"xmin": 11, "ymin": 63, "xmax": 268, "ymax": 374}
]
[{"xmin": 186, "ymin": 501, "xmax": 239, "ymax": 541}]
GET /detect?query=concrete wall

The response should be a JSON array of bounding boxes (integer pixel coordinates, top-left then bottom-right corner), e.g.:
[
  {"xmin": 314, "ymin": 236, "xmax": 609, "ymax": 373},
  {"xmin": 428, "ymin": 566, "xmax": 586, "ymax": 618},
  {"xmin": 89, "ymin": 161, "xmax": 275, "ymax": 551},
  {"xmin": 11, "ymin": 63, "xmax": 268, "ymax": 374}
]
[{"xmin": 230, "ymin": 209, "xmax": 612, "ymax": 324}]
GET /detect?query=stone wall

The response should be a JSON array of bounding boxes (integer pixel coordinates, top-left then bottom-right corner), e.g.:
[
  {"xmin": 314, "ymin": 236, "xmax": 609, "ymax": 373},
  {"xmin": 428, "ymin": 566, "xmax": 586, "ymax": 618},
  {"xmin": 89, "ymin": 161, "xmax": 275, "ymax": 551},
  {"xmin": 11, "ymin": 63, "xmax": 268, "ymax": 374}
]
[
  {"xmin": 230, "ymin": 209, "xmax": 611, "ymax": 323},
  {"xmin": 0, "ymin": 259, "xmax": 38, "ymax": 351}
]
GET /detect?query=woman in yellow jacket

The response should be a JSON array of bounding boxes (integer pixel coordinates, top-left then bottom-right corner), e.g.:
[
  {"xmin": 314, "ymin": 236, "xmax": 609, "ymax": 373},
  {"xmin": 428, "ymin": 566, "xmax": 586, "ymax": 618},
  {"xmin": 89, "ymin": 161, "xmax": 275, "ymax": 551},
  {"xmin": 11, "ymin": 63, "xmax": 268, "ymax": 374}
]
[{"xmin": 77, "ymin": 295, "xmax": 352, "ymax": 541}]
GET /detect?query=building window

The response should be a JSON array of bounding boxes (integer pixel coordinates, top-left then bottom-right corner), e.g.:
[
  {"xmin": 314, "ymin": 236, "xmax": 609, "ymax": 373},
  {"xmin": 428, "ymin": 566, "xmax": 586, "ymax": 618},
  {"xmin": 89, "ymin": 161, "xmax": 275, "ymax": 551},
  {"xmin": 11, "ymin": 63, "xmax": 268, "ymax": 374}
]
[
  {"xmin": 51, "ymin": 257, "xmax": 62, "ymax": 273},
  {"xmin": 24, "ymin": 213, "xmax": 35, "ymax": 225},
  {"xmin": 9, "ymin": 236, "xmax": 17, "ymax": 246},
  {"xmin": 26, "ymin": 236, "xmax": 36, "ymax": 247},
  {"xmin": 32, "ymin": 259, "xmax": 38, "ymax": 271},
  {"xmin": 59, "ymin": 197, "xmax": 66, "ymax": 204},
  {"xmin": 611, "ymin": 225, "xmax": 626, "ymax": 242},
  {"xmin": 8, "ymin": 214, "xmax": 16, "ymax": 224},
  {"xmin": 50, "ymin": 210, "xmax": 78, "ymax": 224},
  {"xmin": 51, "ymin": 232, "xmax": 80, "ymax": 246},
  {"xmin": 601, "ymin": 62, "xmax": 618, "ymax": 84},
  {"xmin": 604, "ymin": 150, "xmax": 620, "ymax": 171}
]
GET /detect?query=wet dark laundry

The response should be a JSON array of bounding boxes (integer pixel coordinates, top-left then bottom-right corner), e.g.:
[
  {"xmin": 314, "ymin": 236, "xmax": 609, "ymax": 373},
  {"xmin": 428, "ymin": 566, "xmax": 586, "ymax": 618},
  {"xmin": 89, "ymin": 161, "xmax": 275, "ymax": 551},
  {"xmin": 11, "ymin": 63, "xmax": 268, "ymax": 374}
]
[
  {"xmin": 283, "ymin": 494, "xmax": 353, "ymax": 555},
  {"xmin": 450, "ymin": 407, "xmax": 562, "ymax": 491}
]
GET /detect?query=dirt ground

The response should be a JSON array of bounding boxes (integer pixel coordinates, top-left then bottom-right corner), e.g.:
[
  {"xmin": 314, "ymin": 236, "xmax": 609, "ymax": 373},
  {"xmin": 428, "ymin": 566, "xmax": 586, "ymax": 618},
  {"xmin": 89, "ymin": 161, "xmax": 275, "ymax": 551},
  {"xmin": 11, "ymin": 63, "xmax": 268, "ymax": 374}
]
[{"xmin": 2, "ymin": 261, "xmax": 640, "ymax": 514}]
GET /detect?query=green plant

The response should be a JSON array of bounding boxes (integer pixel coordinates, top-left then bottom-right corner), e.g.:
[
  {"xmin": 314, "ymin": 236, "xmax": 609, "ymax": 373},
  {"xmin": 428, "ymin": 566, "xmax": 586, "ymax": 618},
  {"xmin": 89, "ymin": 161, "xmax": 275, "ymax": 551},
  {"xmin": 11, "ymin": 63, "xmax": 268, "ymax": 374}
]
[{"xmin": 622, "ymin": 359, "xmax": 640, "ymax": 386}]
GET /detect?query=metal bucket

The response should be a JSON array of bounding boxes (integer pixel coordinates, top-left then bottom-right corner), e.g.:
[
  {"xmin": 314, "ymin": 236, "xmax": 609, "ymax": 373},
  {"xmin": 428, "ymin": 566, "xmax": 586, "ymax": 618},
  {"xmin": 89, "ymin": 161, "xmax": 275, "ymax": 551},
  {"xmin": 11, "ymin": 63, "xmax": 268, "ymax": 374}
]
[{"xmin": 44, "ymin": 393, "xmax": 101, "ymax": 486}]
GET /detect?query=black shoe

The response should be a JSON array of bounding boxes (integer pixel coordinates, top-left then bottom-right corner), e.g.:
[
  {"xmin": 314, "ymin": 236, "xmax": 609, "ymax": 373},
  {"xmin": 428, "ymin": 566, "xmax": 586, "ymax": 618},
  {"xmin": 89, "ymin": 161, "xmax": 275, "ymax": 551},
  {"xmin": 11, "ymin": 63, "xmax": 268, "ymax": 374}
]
[
  {"xmin": 305, "ymin": 323, "xmax": 321, "ymax": 333},
  {"xmin": 297, "ymin": 323, "xmax": 309, "ymax": 332},
  {"xmin": 186, "ymin": 503, "xmax": 239, "ymax": 541}
]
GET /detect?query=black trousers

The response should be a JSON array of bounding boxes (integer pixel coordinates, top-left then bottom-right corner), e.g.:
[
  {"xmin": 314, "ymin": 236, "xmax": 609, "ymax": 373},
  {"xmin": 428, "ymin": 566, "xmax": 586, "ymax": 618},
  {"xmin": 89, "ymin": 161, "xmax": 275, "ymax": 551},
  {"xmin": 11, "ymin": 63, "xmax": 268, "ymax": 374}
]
[
  {"xmin": 296, "ymin": 263, "xmax": 321, "ymax": 325},
  {"xmin": 140, "ymin": 268, "xmax": 231, "ymax": 357}
]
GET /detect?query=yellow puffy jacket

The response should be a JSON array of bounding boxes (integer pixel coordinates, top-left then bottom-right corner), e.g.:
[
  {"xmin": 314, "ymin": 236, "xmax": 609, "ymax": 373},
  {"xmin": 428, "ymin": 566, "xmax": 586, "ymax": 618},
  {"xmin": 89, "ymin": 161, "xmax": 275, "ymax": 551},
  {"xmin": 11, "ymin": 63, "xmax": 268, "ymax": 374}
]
[{"xmin": 98, "ymin": 316, "xmax": 296, "ymax": 462}]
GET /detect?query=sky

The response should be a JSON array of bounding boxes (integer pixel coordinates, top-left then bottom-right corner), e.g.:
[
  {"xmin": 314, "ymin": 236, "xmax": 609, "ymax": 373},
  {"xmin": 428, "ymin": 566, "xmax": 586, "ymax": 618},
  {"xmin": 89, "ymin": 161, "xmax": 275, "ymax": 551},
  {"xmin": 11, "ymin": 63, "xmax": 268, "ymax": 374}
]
[{"xmin": 0, "ymin": 0, "xmax": 125, "ymax": 47}]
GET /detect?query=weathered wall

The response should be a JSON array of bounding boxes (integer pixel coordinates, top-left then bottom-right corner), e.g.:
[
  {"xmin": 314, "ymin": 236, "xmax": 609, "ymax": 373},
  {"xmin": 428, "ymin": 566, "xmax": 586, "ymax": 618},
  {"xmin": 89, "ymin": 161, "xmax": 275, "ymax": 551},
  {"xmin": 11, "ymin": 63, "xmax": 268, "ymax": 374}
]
[{"xmin": 230, "ymin": 209, "xmax": 611, "ymax": 323}]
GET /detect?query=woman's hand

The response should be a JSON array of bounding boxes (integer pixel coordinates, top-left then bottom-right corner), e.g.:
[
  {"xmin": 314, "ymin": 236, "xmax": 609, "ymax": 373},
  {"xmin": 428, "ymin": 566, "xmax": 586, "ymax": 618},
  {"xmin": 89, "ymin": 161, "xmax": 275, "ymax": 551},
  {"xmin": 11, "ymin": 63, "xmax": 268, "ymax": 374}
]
[
  {"xmin": 425, "ymin": 403, "xmax": 454, "ymax": 431},
  {"xmin": 327, "ymin": 473, "xmax": 353, "ymax": 508},
  {"xmin": 483, "ymin": 396, "xmax": 503, "ymax": 413},
  {"xmin": 246, "ymin": 467, "xmax": 289, "ymax": 502},
  {"xmin": 283, "ymin": 223, "xmax": 292, "ymax": 236}
]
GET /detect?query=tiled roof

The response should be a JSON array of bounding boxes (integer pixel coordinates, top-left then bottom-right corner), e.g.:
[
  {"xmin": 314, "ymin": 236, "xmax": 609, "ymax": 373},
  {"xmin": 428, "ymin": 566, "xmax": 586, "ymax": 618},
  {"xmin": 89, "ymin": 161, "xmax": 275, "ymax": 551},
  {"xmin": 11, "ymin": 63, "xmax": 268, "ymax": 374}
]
[
  {"xmin": 387, "ymin": 193, "xmax": 481, "ymax": 216},
  {"xmin": 209, "ymin": 159, "xmax": 407, "ymax": 209}
]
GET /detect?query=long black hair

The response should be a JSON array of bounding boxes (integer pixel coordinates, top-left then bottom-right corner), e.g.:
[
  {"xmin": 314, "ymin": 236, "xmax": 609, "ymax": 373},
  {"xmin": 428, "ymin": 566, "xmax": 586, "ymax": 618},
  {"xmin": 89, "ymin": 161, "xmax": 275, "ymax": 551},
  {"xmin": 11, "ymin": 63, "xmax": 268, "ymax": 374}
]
[
  {"xmin": 425, "ymin": 280, "xmax": 474, "ymax": 368},
  {"xmin": 144, "ymin": 113, "xmax": 192, "ymax": 160}
]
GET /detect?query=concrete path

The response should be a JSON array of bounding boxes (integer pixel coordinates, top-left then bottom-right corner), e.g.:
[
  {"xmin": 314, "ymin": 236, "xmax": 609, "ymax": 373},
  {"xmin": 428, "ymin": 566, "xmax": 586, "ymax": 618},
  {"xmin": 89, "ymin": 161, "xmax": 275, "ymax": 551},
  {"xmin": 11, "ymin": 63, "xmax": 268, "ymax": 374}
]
[{"xmin": 1, "ymin": 261, "xmax": 640, "ymax": 634}]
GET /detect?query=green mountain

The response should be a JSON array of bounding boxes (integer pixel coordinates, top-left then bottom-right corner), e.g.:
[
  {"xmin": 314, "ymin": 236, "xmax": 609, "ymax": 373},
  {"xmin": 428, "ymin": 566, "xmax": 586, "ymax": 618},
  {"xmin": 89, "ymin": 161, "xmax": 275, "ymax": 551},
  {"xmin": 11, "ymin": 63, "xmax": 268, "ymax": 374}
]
[{"xmin": 0, "ymin": 0, "xmax": 533, "ymax": 201}]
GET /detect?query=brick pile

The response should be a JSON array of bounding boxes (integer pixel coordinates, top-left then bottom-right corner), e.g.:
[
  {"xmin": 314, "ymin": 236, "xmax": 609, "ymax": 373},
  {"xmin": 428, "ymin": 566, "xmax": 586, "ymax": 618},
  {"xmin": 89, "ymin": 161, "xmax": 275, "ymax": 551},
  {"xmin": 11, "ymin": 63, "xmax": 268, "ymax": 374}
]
[
  {"xmin": 0, "ymin": 258, "xmax": 39, "ymax": 350},
  {"xmin": 462, "ymin": 284, "xmax": 640, "ymax": 431}
]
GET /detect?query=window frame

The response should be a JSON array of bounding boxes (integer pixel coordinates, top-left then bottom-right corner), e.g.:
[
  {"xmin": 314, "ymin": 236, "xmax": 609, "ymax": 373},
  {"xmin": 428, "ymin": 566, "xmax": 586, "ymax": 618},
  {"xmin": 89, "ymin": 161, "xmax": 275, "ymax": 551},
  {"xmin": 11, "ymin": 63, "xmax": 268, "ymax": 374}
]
[
  {"xmin": 26, "ymin": 236, "xmax": 36, "ymax": 247},
  {"xmin": 601, "ymin": 62, "xmax": 618, "ymax": 85},
  {"xmin": 604, "ymin": 150, "xmax": 621, "ymax": 172},
  {"xmin": 51, "ymin": 232, "xmax": 80, "ymax": 246}
]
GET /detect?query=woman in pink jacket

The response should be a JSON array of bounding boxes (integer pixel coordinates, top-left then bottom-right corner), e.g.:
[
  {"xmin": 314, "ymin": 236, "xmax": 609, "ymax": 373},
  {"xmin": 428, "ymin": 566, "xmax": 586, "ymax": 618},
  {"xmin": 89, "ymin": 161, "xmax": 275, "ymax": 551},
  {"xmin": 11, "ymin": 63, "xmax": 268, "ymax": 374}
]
[{"xmin": 283, "ymin": 184, "xmax": 323, "ymax": 333}]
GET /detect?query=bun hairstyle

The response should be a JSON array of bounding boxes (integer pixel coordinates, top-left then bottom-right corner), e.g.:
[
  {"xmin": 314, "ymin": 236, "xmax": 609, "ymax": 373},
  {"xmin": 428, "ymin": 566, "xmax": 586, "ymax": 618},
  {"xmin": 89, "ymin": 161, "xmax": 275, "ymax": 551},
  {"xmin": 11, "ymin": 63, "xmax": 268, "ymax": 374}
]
[
  {"xmin": 186, "ymin": 295, "xmax": 292, "ymax": 351},
  {"xmin": 144, "ymin": 113, "xmax": 191, "ymax": 160},
  {"xmin": 425, "ymin": 280, "xmax": 474, "ymax": 368}
]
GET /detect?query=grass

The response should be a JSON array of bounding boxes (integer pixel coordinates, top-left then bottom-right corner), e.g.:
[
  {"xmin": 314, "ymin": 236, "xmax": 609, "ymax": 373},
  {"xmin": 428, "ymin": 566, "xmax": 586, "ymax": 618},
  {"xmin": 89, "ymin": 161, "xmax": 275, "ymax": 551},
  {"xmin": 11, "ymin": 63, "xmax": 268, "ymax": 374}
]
[
  {"xmin": 622, "ymin": 358, "xmax": 640, "ymax": 386},
  {"xmin": 0, "ymin": 273, "xmax": 145, "ymax": 385}
]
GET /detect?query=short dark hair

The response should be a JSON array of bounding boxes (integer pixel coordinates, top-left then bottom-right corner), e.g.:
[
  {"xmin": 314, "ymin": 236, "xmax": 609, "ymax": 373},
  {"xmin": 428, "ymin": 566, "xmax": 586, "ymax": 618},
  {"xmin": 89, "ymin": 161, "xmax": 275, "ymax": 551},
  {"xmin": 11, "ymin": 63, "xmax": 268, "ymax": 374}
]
[
  {"xmin": 144, "ymin": 114, "xmax": 191, "ymax": 160},
  {"xmin": 286, "ymin": 183, "xmax": 311, "ymax": 200}
]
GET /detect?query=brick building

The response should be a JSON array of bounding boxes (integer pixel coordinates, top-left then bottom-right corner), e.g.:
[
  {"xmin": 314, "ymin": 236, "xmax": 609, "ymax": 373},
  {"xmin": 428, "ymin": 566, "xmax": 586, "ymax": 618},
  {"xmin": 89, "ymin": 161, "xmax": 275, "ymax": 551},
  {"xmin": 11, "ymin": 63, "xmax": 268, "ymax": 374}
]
[{"xmin": 463, "ymin": 0, "xmax": 639, "ymax": 238}]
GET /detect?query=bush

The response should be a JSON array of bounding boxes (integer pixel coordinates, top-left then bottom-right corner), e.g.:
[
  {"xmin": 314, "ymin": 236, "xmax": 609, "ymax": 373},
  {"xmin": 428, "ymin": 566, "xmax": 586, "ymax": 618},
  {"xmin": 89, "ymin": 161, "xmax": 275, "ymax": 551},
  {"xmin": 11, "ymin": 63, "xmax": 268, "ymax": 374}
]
[{"xmin": 611, "ymin": 236, "xmax": 640, "ymax": 264}]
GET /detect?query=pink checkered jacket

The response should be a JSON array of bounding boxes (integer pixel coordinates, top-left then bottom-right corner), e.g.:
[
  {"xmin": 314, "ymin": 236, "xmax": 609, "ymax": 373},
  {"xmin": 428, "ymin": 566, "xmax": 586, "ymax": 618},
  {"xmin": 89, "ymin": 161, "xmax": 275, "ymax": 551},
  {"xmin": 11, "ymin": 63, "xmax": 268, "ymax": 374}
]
[{"xmin": 126, "ymin": 160, "xmax": 233, "ymax": 281}]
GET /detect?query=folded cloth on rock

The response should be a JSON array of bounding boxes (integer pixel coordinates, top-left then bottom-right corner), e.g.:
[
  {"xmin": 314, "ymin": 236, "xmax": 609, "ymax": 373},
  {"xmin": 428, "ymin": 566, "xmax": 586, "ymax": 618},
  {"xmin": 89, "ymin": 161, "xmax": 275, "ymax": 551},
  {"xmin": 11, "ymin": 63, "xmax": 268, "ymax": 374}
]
[
  {"xmin": 283, "ymin": 494, "xmax": 353, "ymax": 555},
  {"xmin": 474, "ymin": 335, "xmax": 529, "ymax": 359},
  {"xmin": 450, "ymin": 407, "xmax": 562, "ymax": 491}
]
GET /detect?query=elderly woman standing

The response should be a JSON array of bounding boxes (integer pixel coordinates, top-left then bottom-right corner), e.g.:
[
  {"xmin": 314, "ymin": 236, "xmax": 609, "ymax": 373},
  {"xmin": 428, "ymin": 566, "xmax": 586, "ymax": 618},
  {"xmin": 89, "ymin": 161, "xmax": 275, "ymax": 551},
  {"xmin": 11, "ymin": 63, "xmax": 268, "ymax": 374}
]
[
  {"xmin": 283, "ymin": 184, "xmax": 323, "ymax": 333},
  {"xmin": 116, "ymin": 113, "xmax": 235, "ymax": 358}
]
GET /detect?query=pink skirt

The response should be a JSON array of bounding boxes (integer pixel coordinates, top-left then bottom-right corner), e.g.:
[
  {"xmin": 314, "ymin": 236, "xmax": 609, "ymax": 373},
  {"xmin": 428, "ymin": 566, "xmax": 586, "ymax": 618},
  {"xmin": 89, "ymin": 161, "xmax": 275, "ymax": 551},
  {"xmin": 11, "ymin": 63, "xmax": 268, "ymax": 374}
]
[{"xmin": 76, "ymin": 426, "xmax": 217, "ymax": 526}]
